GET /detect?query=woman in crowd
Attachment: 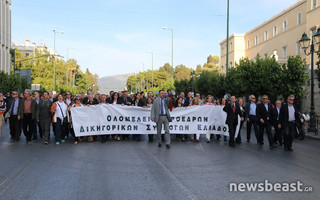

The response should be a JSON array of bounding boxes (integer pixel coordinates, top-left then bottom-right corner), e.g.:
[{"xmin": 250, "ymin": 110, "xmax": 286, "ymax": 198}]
[
  {"xmin": 133, "ymin": 93, "xmax": 145, "ymax": 141},
  {"xmin": 84, "ymin": 94, "xmax": 99, "ymax": 142},
  {"xmin": 109, "ymin": 92, "xmax": 122, "ymax": 105},
  {"xmin": 205, "ymin": 95, "xmax": 215, "ymax": 142},
  {"xmin": 110, "ymin": 92, "xmax": 123, "ymax": 141},
  {"xmin": 50, "ymin": 94, "xmax": 69, "ymax": 145},
  {"xmin": 190, "ymin": 97, "xmax": 201, "ymax": 142},
  {"xmin": 146, "ymin": 97, "xmax": 153, "ymax": 108},
  {"xmin": 174, "ymin": 97, "xmax": 186, "ymax": 141},
  {"xmin": 216, "ymin": 98, "xmax": 227, "ymax": 142},
  {"xmin": 236, "ymin": 98, "xmax": 246, "ymax": 144},
  {"xmin": 70, "ymin": 96, "xmax": 83, "ymax": 144},
  {"xmin": 99, "ymin": 94, "xmax": 110, "ymax": 142},
  {"xmin": 0, "ymin": 92, "xmax": 6, "ymax": 137}
]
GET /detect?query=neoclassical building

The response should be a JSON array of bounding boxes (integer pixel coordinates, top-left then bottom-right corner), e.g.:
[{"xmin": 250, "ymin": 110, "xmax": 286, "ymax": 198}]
[
  {"xmin": 0, "ymin": 0, "xmax": 11, "ymax": 73},
  {"xmin": 220, "ymin": 0, "xmax": 320, "ymax": 74}
]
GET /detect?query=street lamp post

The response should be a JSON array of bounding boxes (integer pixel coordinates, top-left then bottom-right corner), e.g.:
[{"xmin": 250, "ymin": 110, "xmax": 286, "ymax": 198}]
[
  {"xmin": 146, "ymin": 52, "xmax": 154, "ymax": 88},
  {"xmin": 163, "ymin": 27, "xmax": 174, "ymax": 85},
  {"xmin": 53, "ymin": 29, "xmax": 64, "ymax": 91},
  {"xmin": 190, "ymin": 70, "xmax": 195, "ymax": 94},
  {"xmin": 226, "ymin": 0, "xmax": 230, "ymax": 73},
  {"xmin": 299, "ymin": 28, "xmax": 320, "ymax": 133},
  {"xmin": 66, "ymin": 47, "xmax": 75, "ymax": 87}
]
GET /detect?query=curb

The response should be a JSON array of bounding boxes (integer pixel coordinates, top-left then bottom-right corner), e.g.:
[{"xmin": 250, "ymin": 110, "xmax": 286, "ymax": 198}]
[{"xmin": 305, "ymin": 133, "xmax": 320, "ymax": 140}]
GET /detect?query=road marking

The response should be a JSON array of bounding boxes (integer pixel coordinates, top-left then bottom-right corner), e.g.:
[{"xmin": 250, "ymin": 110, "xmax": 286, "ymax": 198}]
[
  {"xmin": 0, "ymin": 158, "xmax": 37, "ymax": 196},
  {"xmin": 152, "ymin": 154, "xmax": 199, "ymax": 200}
]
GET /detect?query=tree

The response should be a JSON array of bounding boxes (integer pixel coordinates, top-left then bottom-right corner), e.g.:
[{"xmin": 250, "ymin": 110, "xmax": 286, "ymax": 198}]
[
  {"xmin": 174, "ymin": 64, "xmax": 193, "ymax": 81},
  {"xmin": 281, "ymin": 56, "xmax": 308, "ymax": 100},
  {"xmin": 203, "ymin": 55, "xmax": 220, "ymax": 73},
  {"xmin": 0, "ymin": 71, "xmax": 30, "ymax": 94},
  {"xmin": 159, "ymin": 63, "xmax": 172, "ymax": 75},
  {"xmin": 13, "ymin": 48, "xmax": 98, "ymax": 94}
]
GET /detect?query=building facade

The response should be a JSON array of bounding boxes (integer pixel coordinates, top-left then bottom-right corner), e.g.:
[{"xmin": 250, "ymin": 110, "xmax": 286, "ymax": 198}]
[
  {"xmin": 220, "ymin": 0, "xmax": 320, "ymax": 74},
  {"xmin": 0, "ymin": 0, "xmax": 11, "ymax": 73}
]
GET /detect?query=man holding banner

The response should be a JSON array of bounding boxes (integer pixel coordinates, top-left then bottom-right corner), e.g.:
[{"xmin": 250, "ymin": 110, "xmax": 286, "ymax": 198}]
[{"xmin": 151, "ymin": 90, "xmax": 172, "ymax": 149}]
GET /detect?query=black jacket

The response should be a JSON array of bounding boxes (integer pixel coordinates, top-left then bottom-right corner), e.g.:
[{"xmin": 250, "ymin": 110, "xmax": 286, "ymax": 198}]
[
  {"xmin": 256, "ymin": 103, "xmax": 274, "ymax": 123},
  {"xmin": 120, "ymin": 96, "xmax": 133, "ymax": 106},
  {"xmin": 271, "ymin": 106, "xmax": 281, "ymax": 126},
  {"xmin": 279, "ymin": 104, "xmax": 300, "ymax": 128},
  {"xmin": 223, "ymin": 102, "xmax": 241, "ymax": 125}
]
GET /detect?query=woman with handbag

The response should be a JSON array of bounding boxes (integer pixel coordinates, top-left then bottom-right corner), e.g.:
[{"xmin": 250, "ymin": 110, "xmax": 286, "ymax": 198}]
[{"xmin": 50, "ymin": 94, "xmax": 69, "ymax": 145}]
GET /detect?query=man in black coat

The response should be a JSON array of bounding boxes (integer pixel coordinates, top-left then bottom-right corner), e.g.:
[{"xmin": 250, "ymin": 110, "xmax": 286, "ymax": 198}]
[
  {"xmin": 120, "ymin": 91, "xmax": 133, "ymax": 106},
  {"xmin": 256, "ymin": 95, "xmax": 277, "ymax": 149},
  {"xmin": 245, "ymin": 94, "xmax": 259, "ymax": 143},
  {"xmin": 272, "ymin": 100, "xmax": 283, "ymax": 145},
  {"xmin": 279, "ymin": 95, "xmax": 300, "ymax": 151},
  {"xmin": 184, "ymin": 92, "xmax": 193, "ymax": 107},
  {"xmin": 223, "ymin": 96, "xmax": 243, "ymax": 147}
]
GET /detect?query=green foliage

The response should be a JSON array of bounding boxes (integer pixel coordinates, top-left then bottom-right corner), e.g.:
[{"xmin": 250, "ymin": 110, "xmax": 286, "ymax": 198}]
[
  {"xmin": 174, "ymin": 64, "xmax": 192, "ymax": 81},
  {"xmin": 203, "ymin": 55, "xmax": 220, "ymax": 72},
  {"xmin": 174, "ymin": 55, "xmax": 308, "ymax": 102},
  {"xmin": 0, "ymin": 71, "xmax": 30, "ymax": 94},
  {"xmin": 281, "ymin": 56, "xmax": 308, "ymax": 100},
  {"xmin": 13, "ymin": 48, "xmax": 99, "ymax": 94}
]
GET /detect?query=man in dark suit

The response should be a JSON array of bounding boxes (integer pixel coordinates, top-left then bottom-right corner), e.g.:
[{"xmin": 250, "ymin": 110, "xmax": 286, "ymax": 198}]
[
  {"xmin": 82, "ymin": 90, "xmax": 98, "ymax": 104},
  {"xmin": 223, "ymin": 96, "xmax": 243, "ymax": 147},
  {"xmin": 120, "ymin": 91, "xmax": 133, "ymax": 106},
  {"xmin": 5, "ymin": 90, "xmax": 24, "ymax": 142},
  {"xmin": 184, "ymin": 92, "xmax": 193, "ymax": 107},
  {"xmin": 279, "ymin": 95, "xmax": 300, "ymax": 151},
  {"xmin": 272, "ymin": 100, "xmax": 282, "ymax": 145},
  {"xmin": 119, "ymin": 90, "xmax": 133, "ymax": 140},
  {"xmin": 20, "ymin": 89, "xmax": 37, "ymax": 144},
  {"xmin": 256, "ymin": 95, "xmax": 277, "ymax": 149},
  {"xmin": 151, "ymin": 90, "xmax": 172, "ymax": 149},
  {"xmin": 245, "ymin": 94, "xmax": 259, "ymax": 143}
]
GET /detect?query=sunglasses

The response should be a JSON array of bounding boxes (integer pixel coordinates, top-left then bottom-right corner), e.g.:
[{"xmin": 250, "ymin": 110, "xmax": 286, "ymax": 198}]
[
  {"xmin": 12, "ymin": 93, "xmax": 18, "ymax": 95},
  {"xmin": 289, "ymin": 99, "xmax": 294, "ymax": 101},
  {"xmin": 263, "ymin": 98, "xmax": 268, "ymax": 100}
]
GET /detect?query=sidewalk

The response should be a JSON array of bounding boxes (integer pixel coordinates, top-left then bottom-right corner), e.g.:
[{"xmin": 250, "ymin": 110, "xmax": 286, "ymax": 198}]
[{"xmin": 305, "ymin": 132, "xmax": 320, "ymax": 140}]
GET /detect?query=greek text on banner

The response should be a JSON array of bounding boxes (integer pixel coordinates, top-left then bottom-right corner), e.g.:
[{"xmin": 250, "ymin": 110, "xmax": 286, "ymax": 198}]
[{"xmin": 71, "ymin": 104, "xmax": 240, "ymax": 137}]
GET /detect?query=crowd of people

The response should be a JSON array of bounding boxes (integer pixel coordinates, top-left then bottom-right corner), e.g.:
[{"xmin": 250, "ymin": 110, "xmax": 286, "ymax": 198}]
[{"xmin": 0, "ymin": 89, "xmax": 301, "ymax": 151}]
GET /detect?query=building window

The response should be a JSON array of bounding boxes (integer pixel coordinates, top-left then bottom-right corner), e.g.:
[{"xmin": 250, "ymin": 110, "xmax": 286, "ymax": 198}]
[
  {"xmin": 25, "ymin": 53, "xmax": 30, "ymax": 57},
  {"xmin": 283, "ymin": 20, "xmax": 287, "ymax": 32},
  {"xmin": 297, "ymin": 12, "xmax": 302, "ymax": 25},
  {"xmin": 283, "ymin": 47, "xmax": 287, "ymax": 58},
  {"xmin": 273, "ymin": 26, "xmax": 277, "ymax": 37},
  {"xmin": 255, "ymin": 35, "xmax": 258, "ymax": 45},
  {"xmin": 264, "ymin": 30, "xmax": 268, "ymax": 41},
  {"xmin": 247, "ymin": 40, "xmax": 250, "ymax": 48},
  {"xmin": 230, "ymin": 42, "xmax": 233, "ymax": 51},
  {"xmin": 296, "ymin": 43, "xmax": 301, "ymax": 55},
  {"xmin": 313, "ymin": 0, "xmax": 317, "ymax": 9}
]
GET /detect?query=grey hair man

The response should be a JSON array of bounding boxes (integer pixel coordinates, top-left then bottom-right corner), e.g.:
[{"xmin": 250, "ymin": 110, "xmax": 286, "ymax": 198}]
[
  {"xmin": 151, "ymin": 90, "xmax": 172, "ymax": 149},
  {"xmin": 244, "ymin": 94, "xmax": 259, "ymax": 143},
  {"xmin": 279, "ymin": 95, "xmax": 299, "ymax": 151}
]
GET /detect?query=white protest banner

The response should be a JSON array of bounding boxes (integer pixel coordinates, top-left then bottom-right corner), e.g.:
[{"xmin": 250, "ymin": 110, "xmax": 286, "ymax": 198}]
[{"xmin": 71, "ymin": 104, "xmax": 240, "ymax": 137}]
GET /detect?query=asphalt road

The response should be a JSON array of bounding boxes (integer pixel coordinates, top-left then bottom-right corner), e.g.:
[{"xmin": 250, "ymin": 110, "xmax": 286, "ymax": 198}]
[{"xmin": 0, "ymin": 122, "xmax": 319, "ymax": 200}]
